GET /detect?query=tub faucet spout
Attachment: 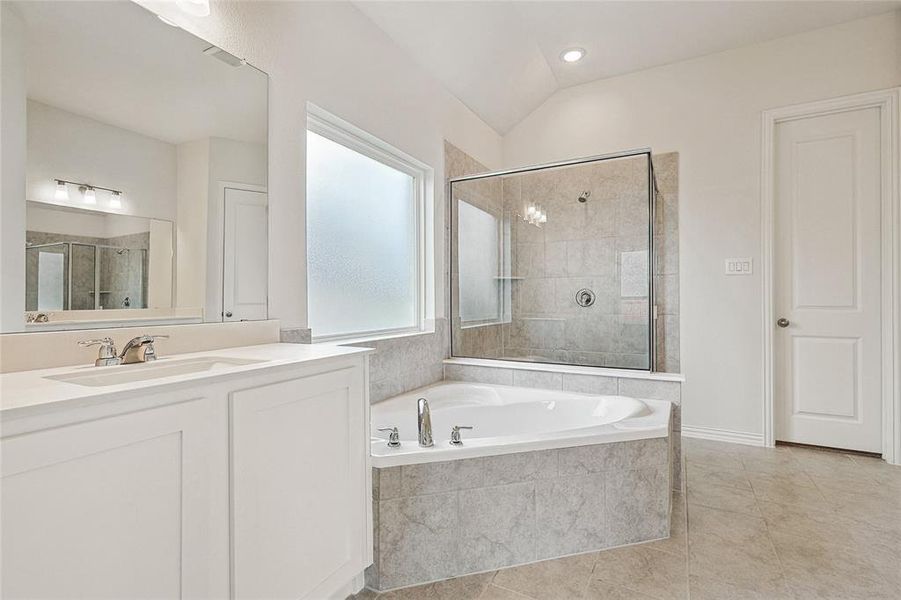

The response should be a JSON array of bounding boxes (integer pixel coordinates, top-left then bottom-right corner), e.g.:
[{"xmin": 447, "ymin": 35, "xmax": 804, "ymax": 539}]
[{"xmin": 417, "ymin": 397, "xmax": 433, "ymax": 447}]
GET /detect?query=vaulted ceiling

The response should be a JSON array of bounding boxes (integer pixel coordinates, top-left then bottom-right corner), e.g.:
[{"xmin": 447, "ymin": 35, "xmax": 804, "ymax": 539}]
[{"xmin": 355, "ymin": 1, "xmax": 900, "ymax": 134}]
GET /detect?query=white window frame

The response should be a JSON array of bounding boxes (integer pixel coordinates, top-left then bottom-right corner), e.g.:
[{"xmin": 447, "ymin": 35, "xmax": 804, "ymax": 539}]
[{"xmin": 306, "ymin": 105, "xmax": 433, "ymax": 343}]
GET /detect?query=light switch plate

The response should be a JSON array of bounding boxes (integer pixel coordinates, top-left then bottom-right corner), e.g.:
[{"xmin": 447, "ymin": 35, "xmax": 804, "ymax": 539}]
[{"xmin": 725, "ymin": 258, "xmax": 753, "ymax": 275}]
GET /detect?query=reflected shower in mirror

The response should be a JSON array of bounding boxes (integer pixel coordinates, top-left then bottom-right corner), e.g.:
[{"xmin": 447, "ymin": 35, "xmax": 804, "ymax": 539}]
[
  {"xmin": 450, "ymin": 152, "xmax": 679, "ymax": 372},
  {"xmin": 5, "ymin": 0, "xmax": 268, "ymax": 332},
  {"xmin": 25, "ymin": 202, "xmax": 172, "ymax": 314}
]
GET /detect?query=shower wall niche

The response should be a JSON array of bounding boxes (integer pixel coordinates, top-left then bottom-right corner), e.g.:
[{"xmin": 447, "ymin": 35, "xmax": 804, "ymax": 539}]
[{"xmin": 450, "ymin": 149, "xmax": 679, "ymax": 372}]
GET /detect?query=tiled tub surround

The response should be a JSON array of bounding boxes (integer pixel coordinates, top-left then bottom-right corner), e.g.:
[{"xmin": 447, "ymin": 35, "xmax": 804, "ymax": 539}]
[
  {"xmin": 285, "ymin": 320, "xmax": 449, "ymax": 403},
  {"xmin": 366, "ymin": 380, "xmax": 672, "ymax": 591},
  {"xmin": 349, "ymin": 319, "xmax": 449, "ymax": 403},
  {"xmin": 449, "ymin": 151, "xmax": 680, "ymax": 373},
  {"xmin": 353, "ymin": 440, "xmax": 901, "ymax": 600},
  {"xmin": 366, "ymin": 437, "xmax": 671, "ymax": 591},
  {"xmin": 444, "ymin": 358, "xmax": 684, "ymax": 491}
]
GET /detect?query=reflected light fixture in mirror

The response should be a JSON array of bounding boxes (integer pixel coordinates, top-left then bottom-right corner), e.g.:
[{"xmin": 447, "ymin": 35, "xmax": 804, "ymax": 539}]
[
  {"xmin": 81, "ymin": 186, "xmax": 97, "ymax": 205},
  {"xmin": 109, "ymin": 191, "xmax": 123, "ymax": 209},
  {"xmin": 54, "ymin": 180, "xmax": 69, "ymax": 201}
]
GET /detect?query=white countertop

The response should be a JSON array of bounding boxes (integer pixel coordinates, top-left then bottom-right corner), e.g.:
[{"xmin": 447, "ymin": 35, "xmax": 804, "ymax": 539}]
[{"xmin": 0, "ymin": 343, "xmax": 372, "ymax": 419}]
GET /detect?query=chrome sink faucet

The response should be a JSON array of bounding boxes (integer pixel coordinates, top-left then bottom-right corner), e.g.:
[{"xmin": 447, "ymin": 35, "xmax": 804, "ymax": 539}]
[
  {"xmin": 417, "ymin": 397, "xmax": 433, "ymax": 447},
  {"xmin": 119, "ymin": 335, "xmax": 168, "ymax": 364},
  {"xmin": 78, "ymin": 334, "xmax": 169, "ymax": 366}
]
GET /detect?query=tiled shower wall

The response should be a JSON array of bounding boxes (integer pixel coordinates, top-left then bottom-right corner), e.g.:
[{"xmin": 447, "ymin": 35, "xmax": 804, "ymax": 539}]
[
  {"xmin": 449, "ymin": 148, "xmax": 679, "ymax": 372},
  {"xmin": 447, "ymin": 142, "xmax": 505, "ymax": 359},
  {"xmin": 25, "ymin": 230, "xmax": 149, "ymax": 311}
]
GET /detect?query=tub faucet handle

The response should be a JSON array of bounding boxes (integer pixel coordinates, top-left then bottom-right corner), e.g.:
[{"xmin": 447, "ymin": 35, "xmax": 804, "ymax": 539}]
[
  {"xmin": 377, "ymin": 427, "xmax": 400, "ymax": 448},
  {"xmin": 449, "ymin": 425, "xmax": 473, "ymax": 446}
]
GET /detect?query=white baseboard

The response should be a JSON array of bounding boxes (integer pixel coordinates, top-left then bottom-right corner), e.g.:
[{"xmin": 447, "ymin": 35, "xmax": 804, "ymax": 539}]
[{"xmin": 681, "ymin": 425, "xmax": 765, "ymax": 447}]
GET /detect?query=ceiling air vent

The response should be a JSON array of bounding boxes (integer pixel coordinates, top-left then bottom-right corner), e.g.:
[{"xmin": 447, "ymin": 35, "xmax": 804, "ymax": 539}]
[{"xmin": 202, "ymin": 45, "xmax": 245, "ymax": 67}]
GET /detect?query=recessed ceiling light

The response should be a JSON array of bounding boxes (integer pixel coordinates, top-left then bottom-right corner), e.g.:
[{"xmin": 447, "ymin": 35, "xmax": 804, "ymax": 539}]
[{"xmin": 560, "ymin": 48, "xmax": 586, "ymax": 63}]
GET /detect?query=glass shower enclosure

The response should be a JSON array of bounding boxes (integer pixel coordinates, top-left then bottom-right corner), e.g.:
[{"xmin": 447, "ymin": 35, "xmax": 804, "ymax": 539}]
[
  {"xmin": 25, "ymin": 242, "xmax": 148, "ymax": 312},
  {"xmin": 450, "ymin": 149, "xmax": 659, "ymax": 371}
]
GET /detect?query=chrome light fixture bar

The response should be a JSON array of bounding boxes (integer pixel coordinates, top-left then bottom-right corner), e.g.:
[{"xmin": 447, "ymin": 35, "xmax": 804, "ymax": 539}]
[{"xmin": 54, "ymin": 179, "xmax": 125, "ymax": 208}]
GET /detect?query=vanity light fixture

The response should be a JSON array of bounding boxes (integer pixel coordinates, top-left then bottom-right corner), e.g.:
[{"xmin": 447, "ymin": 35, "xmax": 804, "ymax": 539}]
[
  {"xmin": 82, "ymin": 186, "xmax": 97, "ymax": 205},
  {"xmin": 54, "ymin": 179, "xmax": 69, "ymax": 201},
  {"xmin": 54, "ymin": 179, "xmax": 124, "ymax": 208},
  {"xmin": 560, "ymin": 48, "xmax": 586, "ymax": 63}
]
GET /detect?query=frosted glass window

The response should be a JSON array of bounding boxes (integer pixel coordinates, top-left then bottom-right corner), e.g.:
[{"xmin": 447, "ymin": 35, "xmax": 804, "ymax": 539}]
[
  {"xmin": 307, "ymin": 130, "xmax": 420, "ymax": 339},
  {"xmin": 458, "ymin": 200, "xmax": 500, "ymax": 323}
]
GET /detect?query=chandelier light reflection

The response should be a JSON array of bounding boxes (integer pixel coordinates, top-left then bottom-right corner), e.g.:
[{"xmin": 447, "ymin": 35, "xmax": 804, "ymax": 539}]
[{"xmin": 523, "ymin": 202, "xmax": 547, "ymax": 227}]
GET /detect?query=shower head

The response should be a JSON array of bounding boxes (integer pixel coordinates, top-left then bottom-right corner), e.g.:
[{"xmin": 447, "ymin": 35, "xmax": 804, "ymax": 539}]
[
  {"xmin": 578, "ymin": 191, "xmax": 591, "ymax": 203},
  {"xmin": 115, "ymin": 248, "xmax": 129, "ymax": 255}
]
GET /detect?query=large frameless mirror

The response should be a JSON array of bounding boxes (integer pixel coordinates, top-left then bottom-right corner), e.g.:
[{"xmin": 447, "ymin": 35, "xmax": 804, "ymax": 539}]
[{"xmin": 4, "ymin": 0, "xmax": 269, "ymax": 332}]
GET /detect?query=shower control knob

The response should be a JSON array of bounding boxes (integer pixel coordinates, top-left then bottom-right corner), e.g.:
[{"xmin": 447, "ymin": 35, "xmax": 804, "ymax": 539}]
[
  {"xmin": 225, "ymin": 311, "xmax": 233, "ymax": 318},
  {"xmin": 777, "ymin": 318, "xmax": 790, "ymax": 328}
]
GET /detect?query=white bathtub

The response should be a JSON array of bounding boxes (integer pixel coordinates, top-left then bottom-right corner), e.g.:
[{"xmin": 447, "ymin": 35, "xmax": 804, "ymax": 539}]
[{"xmin": 371, "ymin": 382, "xmax": 671, "ymax": 467}]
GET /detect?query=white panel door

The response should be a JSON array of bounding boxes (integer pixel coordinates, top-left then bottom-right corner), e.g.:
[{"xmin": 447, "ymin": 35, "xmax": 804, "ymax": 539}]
[
  {"xmin": 1, "ymin": 395, "xmax": 229, "ymax": 599},
  {"xmin": 223, "ymin": 188, "xmax": 268, "ymax": 321},
  {"xmin": 231, "ymin": 365, "xmax": 368, "ymax": 600},
  {"xmin": 774, "ymin": 107, "xmax": 883, "ymax": 452}
]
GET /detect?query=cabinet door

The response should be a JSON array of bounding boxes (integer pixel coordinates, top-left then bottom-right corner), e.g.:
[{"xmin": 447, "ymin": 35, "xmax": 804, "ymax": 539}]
[
  {"xmin": 1, "ymin": 395, "xmax": 229, "ymax": 599},
  {"xmin": 231, "ymin": 364, "xmax": 367, "ymax": 600}
]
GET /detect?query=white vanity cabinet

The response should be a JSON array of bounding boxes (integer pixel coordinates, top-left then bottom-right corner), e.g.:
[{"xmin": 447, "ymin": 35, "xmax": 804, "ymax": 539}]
[
  {"xmin": 231, "ymin": 363, "xmax": 369, "ymax": 599},
  {"xmin": 0, "ymin": 347, "xmax": 371, "ymax": 600},
  {"xmin": 1, "ymin": 390, "xmax": 230, "ymax": 599}
]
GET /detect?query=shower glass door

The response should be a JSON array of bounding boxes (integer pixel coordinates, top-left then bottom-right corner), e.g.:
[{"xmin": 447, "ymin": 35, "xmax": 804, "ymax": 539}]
[
  {"xmin": 450, "ymin": 151, "xmax": 656, "ymax": 371},
  {"xmin": 25, "ymin": 243, "xmax": 69, "ymax": 311}
]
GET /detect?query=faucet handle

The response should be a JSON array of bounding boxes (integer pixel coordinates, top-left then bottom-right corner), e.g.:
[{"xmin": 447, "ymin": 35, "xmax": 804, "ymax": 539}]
[
  {"xmin": 78, "ymin": 337, "xmax": 117, "ymax": 354},
  {"xmin": 377, "ymin": 427, "xmax": 401, "ymax": 448},
  {"xmin": 449, "ymin": 425, "xmax": 473, "ymax": 446},
  {"xmin": 78, "ymin": 337, "xmax": 120, "ymax": 366}
]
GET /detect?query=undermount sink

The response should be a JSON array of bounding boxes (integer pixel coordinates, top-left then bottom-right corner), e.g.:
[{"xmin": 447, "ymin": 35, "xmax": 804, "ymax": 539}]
[{"xmin": 46, "ymin": 357, "xmax": 265, "ymax": 387}]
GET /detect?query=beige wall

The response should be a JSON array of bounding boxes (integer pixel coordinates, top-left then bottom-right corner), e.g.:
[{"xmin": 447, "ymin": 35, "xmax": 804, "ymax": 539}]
[{"xmin": 502, "ymin": 12, "xmax": 901, "ymax": 436}]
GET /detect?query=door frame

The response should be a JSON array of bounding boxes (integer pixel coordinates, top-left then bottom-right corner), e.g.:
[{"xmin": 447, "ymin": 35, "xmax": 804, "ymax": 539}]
[{"xmin": 761, "ymin": 88, "xmax": 900, "ymax": 463}]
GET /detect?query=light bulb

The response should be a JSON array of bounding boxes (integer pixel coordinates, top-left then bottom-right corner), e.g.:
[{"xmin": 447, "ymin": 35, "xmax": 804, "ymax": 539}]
[
  {"xmin": 539, "ymin": 211, "xmax": 548, "ymax": 224},
  {"xmin": 83, "ymin": 187, "xmax": 96, "ymax": 205},
  {"xmin": 54, "ymin": 180, "xmax": 69, "ymax": 201},
  {"xmin": 527, "ymin": 204, "xmax": 537, "ymax": 217},
  {"xmin": 109, "ymin": 191, "xmax": 123, "ymax": 209},
  {"xmin": 561, "ymin": 48, "xmax": 586, "ymax": 63}
]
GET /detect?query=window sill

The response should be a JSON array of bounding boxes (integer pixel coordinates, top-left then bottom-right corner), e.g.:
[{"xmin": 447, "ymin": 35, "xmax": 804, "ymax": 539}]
[{"xmin": 314, "ymin": 324, "xmax": 437, "ymax": 346}]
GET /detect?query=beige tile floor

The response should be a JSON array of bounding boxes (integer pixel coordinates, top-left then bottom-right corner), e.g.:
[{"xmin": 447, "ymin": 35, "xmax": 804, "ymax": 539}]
[{"xmin": 351, "ymin": 439, "xmax": 901, "ymax": 600}]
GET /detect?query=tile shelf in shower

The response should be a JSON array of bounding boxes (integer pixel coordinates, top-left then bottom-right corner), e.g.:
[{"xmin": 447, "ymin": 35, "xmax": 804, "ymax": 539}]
[{"xmin": 493, "ymin": 276, "xmax": 525, "ymax": 280}]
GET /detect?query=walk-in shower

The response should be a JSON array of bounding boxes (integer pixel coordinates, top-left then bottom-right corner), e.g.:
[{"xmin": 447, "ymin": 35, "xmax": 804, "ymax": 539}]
[
  {"xmin": 450, "ymin": 148, "xmax": 678, "ymax": 372},
  {"xmin": 25, "ymin": 240, "xmax": 148, "ymax": 312}
]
